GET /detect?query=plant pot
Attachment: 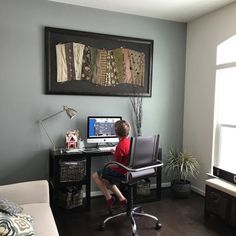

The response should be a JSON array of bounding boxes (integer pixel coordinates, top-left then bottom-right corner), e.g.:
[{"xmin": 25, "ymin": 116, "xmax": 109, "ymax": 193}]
[{"xmin": 171, "ymin": 179, "xmax": 191, "ymax": 199}]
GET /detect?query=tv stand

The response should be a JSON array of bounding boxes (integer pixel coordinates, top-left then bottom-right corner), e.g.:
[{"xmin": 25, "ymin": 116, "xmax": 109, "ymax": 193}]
[{"xmin": 205, "ymin": 178, "xmax": 236, "ymax": 227}]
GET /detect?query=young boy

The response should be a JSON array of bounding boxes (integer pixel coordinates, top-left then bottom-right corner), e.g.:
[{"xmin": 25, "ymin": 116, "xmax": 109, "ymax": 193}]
[{"xmin": 91, "ymin": 120, "xmax": 131, "ymax": 212}]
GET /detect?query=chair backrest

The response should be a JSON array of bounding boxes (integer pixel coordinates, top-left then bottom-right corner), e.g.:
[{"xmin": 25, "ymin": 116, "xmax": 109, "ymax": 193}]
[{"xmin": 128, "ymin": 135, "xmax": 160, "ymax": 168}]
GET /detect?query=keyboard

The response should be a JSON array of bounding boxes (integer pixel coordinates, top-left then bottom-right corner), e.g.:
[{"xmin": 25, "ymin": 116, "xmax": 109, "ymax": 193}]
[
  {"xmin": 83, "ymin": 147, "xmax": 100, "ymax": 153},
  {"xmin": 65, "ymin": 148, "xmax": 83, "ymax": 153},
  {"xmin": 98, "ymin": 146, "xmax": 116, "ymax": 152}
]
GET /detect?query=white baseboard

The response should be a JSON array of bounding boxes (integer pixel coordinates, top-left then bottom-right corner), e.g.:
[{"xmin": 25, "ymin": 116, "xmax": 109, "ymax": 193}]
[
  {"xmin": 90, "ymin": 182, "xmax": 171, "ymax": 197},
  {"xmin": 161, "ymin": 182, "xmax": 171, "ymax": 188},
  {"xmin": 157, "ymin": 182, "xmax": 205, "ymax": 196},
  {"xmin": 162, "ymin": 182, "xmax": 205, "ymax": 196},
  {"xmin": 191, "ymin": 185, "xmax": 205, "ymax": 196},
  {"xmin": 91, "ymin": 190, "xmax": 103, "ymax": 197},
  {"xmin": 90, "ymin": 182, "xmax": 205, "ymax": 198}
]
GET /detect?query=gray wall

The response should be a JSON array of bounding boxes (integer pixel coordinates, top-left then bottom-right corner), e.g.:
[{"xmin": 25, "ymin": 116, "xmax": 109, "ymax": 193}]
[{"xmin": 0, "ymin": 0, "xmax": 186, "ymax": 186}]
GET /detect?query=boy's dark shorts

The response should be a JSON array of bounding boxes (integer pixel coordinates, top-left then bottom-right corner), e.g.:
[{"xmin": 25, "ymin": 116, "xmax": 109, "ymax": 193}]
[{"xmin": 97, "ymin": 167, "xmax": 126, "ymax": 185}]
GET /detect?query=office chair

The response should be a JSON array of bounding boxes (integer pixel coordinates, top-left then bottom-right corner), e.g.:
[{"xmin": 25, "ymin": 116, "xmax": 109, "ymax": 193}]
[{"xmin": 99, "ymin": 135, "xmax": 163, "ymax": 236}]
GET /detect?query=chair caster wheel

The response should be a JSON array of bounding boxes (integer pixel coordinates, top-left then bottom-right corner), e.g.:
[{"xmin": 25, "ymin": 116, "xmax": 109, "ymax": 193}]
[
  {"xmin": 156, "ymin": 221, "xmax": 162, "ymax": 229},
  {"xmin": 99, "ymin": 223, "xmax": 105, "ymax": 231}
]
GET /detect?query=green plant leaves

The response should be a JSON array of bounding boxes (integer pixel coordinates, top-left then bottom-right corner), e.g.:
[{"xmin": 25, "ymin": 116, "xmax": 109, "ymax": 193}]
[{"xmin": 165, "ymin": 149, "xmax": 200, "ymax": 181}]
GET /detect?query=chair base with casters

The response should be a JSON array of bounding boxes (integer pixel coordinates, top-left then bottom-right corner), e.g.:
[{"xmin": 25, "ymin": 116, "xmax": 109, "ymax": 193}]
[{"xmin": 99, "ymin": 183, "xmax": 162, "ymax": 236}]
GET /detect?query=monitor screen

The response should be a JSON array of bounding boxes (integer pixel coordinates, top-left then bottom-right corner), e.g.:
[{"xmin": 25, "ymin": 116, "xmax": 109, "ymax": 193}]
[{"xmin": 87, "ymin": 116, "xmax": 122, "ymax": 144}]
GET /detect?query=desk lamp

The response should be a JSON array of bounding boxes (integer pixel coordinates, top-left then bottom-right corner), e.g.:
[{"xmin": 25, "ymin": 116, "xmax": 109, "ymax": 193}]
[{"xmin": 39, "ymin": 106, "xmax": 78, "ymax": 151}]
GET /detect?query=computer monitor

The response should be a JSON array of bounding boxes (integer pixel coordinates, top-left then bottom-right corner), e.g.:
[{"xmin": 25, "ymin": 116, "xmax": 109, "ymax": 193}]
[{"xmin": 87, "ymin": 116, "xmax": 122, "ymax": 145}]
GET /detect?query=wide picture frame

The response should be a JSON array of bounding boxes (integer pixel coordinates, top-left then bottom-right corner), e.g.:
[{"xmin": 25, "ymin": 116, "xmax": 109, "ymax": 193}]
[{"xmin": 45, "ymin": 27, "xmax": 153, "ymax": 97}]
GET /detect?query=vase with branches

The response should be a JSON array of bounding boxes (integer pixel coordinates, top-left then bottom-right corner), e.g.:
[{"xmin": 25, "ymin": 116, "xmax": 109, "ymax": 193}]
[{"xmin": 130, "ymin": 96, "xmax": 143, "ymax": 136}]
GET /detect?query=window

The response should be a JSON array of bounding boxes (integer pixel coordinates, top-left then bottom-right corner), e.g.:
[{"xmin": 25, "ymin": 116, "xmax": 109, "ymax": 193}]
[
  {"xmin": 213, "ymin": 35, "xmax": 236, "ymax": 174},
  {"xmin": 217, "ymin": 35, "xmax": 236, "ymax": 65}
]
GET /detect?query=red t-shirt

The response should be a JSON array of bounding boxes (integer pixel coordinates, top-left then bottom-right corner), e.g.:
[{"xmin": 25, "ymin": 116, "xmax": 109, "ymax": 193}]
[{"xmin": 111, "ymin": 137, "xmax": 130, "ymax": 174}]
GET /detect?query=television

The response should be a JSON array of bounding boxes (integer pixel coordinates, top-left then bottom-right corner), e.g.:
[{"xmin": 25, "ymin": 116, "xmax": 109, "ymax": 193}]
[{"xmin": 87, "ymin": 116, "xmax": 122, "ymax": 145}]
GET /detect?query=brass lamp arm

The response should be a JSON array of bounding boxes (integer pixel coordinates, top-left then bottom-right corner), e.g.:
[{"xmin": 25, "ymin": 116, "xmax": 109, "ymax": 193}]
[
  {"xmin": 40, "ymin": 110, "xmax": 64, "ymax": 122},
  {"xmin": 39, "ymin": 120, "xmax": 56, "ymax": 151}
]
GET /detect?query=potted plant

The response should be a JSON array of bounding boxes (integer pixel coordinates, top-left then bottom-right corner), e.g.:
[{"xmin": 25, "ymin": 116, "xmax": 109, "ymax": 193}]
[{"xmin": 165, "ymin": 149, "xmax": 200, "ymax": 198}]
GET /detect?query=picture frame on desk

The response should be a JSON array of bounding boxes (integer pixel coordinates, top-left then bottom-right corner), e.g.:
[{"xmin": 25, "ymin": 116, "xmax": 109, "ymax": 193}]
[{"xmin": 45, "ymin": 27, "xmax": 153, "ymax": 97}]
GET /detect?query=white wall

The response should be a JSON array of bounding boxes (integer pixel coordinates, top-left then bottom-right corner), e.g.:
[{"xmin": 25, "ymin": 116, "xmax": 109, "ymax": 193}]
[{"xmin": 184, "ymin": 2, "xmax": 236, "ymax": 194}]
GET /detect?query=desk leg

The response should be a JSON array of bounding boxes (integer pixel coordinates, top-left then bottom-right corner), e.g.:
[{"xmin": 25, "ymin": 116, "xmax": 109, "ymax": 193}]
[
  {"xmin": 156, "ymin": 148, "xmax": 162, "ymax": 201},
  {"xmin": 156, "ymin": 167, "xmax": 162, "ymax": 200},
  {"xmin": 86, "ymin": 156, "xmax": 91, "ymax": 210}
]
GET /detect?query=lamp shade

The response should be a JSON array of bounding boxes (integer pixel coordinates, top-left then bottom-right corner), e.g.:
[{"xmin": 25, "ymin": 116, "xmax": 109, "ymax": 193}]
[{"xmin": 63, "ymin": 106, "xmax": 78, "ymax": 119}]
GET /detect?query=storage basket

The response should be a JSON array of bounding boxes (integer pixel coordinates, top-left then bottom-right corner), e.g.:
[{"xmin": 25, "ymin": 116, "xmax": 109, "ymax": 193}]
[
  {"xmin": 59, "ymin": 160, "xmax": 86, "ymax": 182},
  {"xmin": 136, "ymin": 179, "xmax": 151, "ymax": 196},
  {"xmin": 59, "ymin": 186, "xmax": 83, "ymax": 209}
]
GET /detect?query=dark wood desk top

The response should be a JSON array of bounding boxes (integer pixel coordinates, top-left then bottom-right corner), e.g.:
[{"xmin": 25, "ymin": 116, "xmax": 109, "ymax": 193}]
[{"xmin": 50, "ymin": 148, "xmax": 113, "ymax": 157}]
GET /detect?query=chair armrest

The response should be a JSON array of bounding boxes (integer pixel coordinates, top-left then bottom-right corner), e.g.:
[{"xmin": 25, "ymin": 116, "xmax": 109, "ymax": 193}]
[
  {"xmin": 104, "ymin": 160, "xmax": 163, "ymax": 172},
  {"xmin": 105, "ymin": 160, "xmax": 163, "ymax": 183},
  {"xmin": 0, "ymin": 180, "xmax": 49, "ymax": 205}
]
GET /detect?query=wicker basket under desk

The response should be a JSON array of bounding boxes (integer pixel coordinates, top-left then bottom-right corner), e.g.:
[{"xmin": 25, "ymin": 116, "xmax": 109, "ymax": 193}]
[
  {"xmin": 59, "ymin": 159, "xmax": 86, "ymax": 182},
  {"xmin": 136, "ymin": 179, "xmax": 151, "ymax": 196},
  {"xmin": 59, "ymin": 186, "xmax": 83, "ymax": 209}
]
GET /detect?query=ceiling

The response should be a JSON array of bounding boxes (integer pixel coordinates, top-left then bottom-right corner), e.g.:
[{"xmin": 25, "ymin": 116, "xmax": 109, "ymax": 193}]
[{"xmin": 49, "ymin": 0, "xmax": 235, "ymax": 22}]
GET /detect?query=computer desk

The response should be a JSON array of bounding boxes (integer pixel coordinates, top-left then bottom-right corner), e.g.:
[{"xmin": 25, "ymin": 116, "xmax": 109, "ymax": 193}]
[{"xmin": 49, "ymin": 148, "xmax": 162, "ymax": 211}]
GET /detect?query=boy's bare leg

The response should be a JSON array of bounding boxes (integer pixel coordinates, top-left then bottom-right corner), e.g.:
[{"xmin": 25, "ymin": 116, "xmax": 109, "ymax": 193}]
[
  {"xmin": 110, "ymin": 185, "xmax": 126, "ymax": 201},
  {"xmin": 91, "ymin": 172, "xmax": 112, "ymax": 200},
  {"xmin": 103, "ymin": 180, "xmax": 126, "ymax": 201}
]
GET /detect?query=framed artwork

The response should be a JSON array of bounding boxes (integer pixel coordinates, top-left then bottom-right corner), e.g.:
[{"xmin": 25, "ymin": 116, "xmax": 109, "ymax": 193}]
[{"xmin": 45, "ymin": 27, "xmax": 153, "ymax": 97}]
